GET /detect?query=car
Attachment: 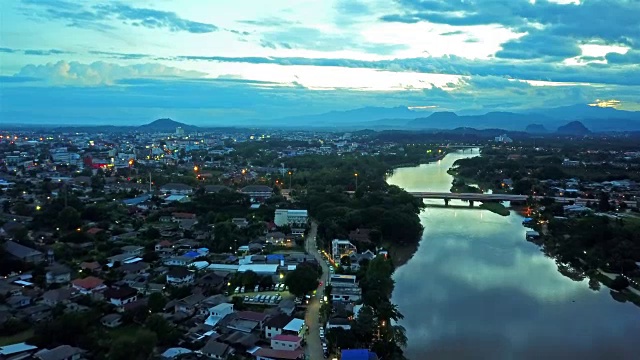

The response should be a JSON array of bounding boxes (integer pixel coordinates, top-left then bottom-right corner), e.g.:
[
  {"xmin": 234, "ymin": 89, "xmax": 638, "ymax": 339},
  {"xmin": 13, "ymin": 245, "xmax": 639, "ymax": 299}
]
[
  {"xmin": 234, "ymin": 287, "xmax": 240, "ymax": 293},
  {"xmin": 254, "ymin": 285, "xmax": 259, "ymax": 292},
  {"xmin": 244, "ymin": 296, "xmax": 249, "ymax": 301}
]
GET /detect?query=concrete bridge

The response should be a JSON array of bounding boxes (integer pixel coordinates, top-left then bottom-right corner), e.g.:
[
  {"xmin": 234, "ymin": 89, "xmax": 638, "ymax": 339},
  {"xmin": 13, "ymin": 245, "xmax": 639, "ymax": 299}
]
[{"xmin": 408, "ymin": 192, "xmax": 638, "ymax": 208}]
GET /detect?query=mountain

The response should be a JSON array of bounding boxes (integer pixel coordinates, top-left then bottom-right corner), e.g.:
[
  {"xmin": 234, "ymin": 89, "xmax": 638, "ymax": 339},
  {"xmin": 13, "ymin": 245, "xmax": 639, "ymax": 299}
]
[
  {"xmin": 267, "ymin": 106, "xmax": 430, "ymax": 127},
  {"xmin": 525, "ymin": 124, "xmax": 548, "ymax": 133},
  {"xmin": 137, "ymin": 118, "xmax": 197, "ymax": 132},
  {"xmin": 407, "ymin": 111, "xmax": 552, "ymax": 131},
  {"xmin": 557, "ymin": 121, "xmax": 591, "ymax": 135}
]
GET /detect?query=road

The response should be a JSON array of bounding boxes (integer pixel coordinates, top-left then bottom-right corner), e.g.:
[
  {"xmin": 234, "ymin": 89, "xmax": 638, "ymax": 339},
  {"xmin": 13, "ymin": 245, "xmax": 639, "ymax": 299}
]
[{"xmin": 304, "ymin": 221, "xmax": 330, "ymax": 359}]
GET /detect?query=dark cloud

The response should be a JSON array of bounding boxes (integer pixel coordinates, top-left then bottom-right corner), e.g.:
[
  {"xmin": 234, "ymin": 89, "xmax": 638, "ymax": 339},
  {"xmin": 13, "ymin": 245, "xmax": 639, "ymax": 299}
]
[
  {"xmin": 440, "ymin": 31, "xmax": 465, "ymax": 36},
  {"xmin": 21, "ymin": 0, "xmax": 218, "ymax": 33},
  {"xmin": 605, "ymin": 50, "xmax": 640, "ymax": 64},
  {"xmin": 0, "ymin": 47, "xmax": 73, "ymax": 56},
  {"xmin": 88, "ymin": 50, "xmax": 150, "ymax": 60},
  {"xmin": 496, "ymin": 34, "xmax": 581, "ymax": 60}
]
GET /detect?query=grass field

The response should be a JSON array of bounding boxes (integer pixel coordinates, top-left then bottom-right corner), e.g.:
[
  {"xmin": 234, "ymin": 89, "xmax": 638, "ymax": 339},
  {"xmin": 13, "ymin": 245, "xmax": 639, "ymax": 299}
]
[{"xmin": 0, "ymin": 329, "xmax": 34, "ymax": 346}]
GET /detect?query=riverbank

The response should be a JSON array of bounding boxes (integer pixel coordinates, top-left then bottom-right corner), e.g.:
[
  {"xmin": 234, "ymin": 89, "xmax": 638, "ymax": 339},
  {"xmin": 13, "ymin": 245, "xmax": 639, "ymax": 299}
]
[{"xmin": 479, "ymin": 202, "xmax": 510, "ymax": 216}]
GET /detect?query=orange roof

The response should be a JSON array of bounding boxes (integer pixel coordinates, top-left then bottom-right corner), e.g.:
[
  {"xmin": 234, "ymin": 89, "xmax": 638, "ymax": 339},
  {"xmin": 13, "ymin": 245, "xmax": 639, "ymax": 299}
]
[
  {"xmin": 158, "ymin": 240, "xmax": 172, "ymax": 247},
  {"xmin": 86, "ymin": 228, "xmax": 103, "ymax": 235},
  {"xmin": 72, "ymin": 276, "xmax": 104, "ymax": 290},
  {"xmin": 172, "ymin": 212, "xmax": 196, "ymax": 219}
]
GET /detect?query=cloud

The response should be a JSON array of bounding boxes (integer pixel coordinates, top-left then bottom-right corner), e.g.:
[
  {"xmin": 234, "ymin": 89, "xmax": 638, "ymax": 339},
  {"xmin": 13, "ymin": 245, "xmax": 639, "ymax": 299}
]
[
  {"xmin": 440, "ymin": 31, "xmax": 465, "ymax": 36},
  {"xmin": 0, "ymin": 76, "xmax": 40, "ymax": 83},
  {"xmin": 0, "ymin": 47, "xmax": 73, "ymax": 56},
  {"xmin": 237, "ymin": 17, "xmax": 300, "ymax": 27},
  {"xmin": 21, "ymin": 0, "xmax": 218, "ymax": 33},
  {"xmin": 605, "ymin": 50, "xmax": 640, "ymax": 64},
  {"xmin": 88, "ymin": 50, "xmax": 150, "ymax": 60},
  {"xmin": 496, "ymin": 34, "xmax": 582, "ymax": 60},
  {"xmin": 171, "ymin": 54, "xmax": 640, "ymax": 86},
  {"xmin": 258, "ymin": 26, "xmax": 408, "ymax": 55},
  {"xmin": 14, "ymin": 61, "xmax": 206, "ymax": 85}
]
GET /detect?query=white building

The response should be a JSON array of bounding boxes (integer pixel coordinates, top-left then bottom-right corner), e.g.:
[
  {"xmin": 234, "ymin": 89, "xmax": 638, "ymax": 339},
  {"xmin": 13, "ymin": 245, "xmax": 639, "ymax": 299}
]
[
  {"xmin": 274, "ymin": 209, "xmax": 308, "ymax": 227},
  {"xmin": 271, "ymin": 334, "xmax": 302, "ymax": 351},
  {"xmin": 331, "ymin": 239, "xmax": 357, "ymax": 262}
]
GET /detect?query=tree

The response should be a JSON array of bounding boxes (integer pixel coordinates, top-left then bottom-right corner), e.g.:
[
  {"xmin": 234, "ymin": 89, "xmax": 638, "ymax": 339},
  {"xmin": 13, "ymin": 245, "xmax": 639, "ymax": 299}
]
[
  {"xmin": 598, "ymin": 192, "xmax": 612, "ymax": 212},
  {"xmin": 353, "ymin": 305, "xmax": 376, "ymax": 347},
  {"xmin": 285, "ymin": 263, "xmax": 320, "ymax": 297},
  {"xmin": 108, "ymin": 329, "xmax": 157, "ymax": 360},
  {"xmin": 147, "ymin": 292, "xmax": 167, "ymax": 313},
  {"xmin": 57, "ymin": 206, "xmax": 82, "ymax": 231},
  {"xmin": 610, "ymin": 275, "xmax": 630, "ymax": 291},
  {"xmin": 145, "ymin": 314, "xmax": 181, "ymax": 346},
  {"xmin": 340, "ymin": 255, "xmax": 352, "ymax": 267}
]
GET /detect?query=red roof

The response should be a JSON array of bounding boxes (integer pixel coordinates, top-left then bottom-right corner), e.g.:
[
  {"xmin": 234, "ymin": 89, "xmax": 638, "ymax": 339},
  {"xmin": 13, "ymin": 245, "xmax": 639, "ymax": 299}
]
[
  {"xmin": 72, "ymin": 276, "xmax": 104, "ymax": 290},
  {"xmin": 86, "ymin": 228, "xmax": 103, "ymax": 235},
  {"xmin": 254, "ymin": 348, "xmax": 304, "ymax": 360},
  {"xmin": 172, "ymin": 212, "xmax": 196, "ymax": 219},
  {"xmin": 272, "ymin": 334, "xmax": 301, "ymax": 343},
  {"xmin": 80, "ymin": 261, "xmax": 101, "ymax": 271},
  {"xmin": 158, "ymin": 240, "xmax": 172, "ymax": 247},
  {"xmin": 237, "ymin": 311, "xmax": 269, "ymax": 322}
]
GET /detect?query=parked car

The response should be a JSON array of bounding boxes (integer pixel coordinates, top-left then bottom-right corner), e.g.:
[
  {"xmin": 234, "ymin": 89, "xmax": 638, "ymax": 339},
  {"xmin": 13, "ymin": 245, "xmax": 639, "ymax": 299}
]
[
  {"xmin": 240, "ymin": 286, "xmax": 245, "ymax": 293},
  {"xmin": 234, "ymin": 287, "xmax": 240, "ymax": 294},
  {"xmin": 254, "ymin": 285, "xmax": 259, "ymax": 292}
]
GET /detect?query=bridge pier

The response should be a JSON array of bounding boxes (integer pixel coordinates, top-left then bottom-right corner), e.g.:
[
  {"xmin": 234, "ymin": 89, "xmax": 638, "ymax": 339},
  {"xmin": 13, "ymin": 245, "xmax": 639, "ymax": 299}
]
[
  {"xmin": 469, "ymin": 200, "xmax": 474, "ymax": 207},
  {"xmin": 444, "ymin": 198, "xmax": 450, "ymax": 206}
]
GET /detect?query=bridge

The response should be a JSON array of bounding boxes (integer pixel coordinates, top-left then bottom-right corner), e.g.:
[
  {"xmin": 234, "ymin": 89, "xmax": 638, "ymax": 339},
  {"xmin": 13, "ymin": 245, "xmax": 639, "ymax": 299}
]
[{"xmin": 408, "ymin": 192, "xmax": 638, "ymax": 208}]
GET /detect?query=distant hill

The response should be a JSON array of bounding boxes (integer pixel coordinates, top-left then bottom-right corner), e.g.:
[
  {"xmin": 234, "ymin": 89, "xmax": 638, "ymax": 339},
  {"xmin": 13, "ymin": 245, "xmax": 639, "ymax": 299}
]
[
  {"xmin": 407, "ymin": 111, "xmax": 551, "ymax": 131},
  {"xmin": 557, "ymin": 121, "xmax": 591, "ymax": 135},
  {"xmin": 137, "ymin": 118, "xmax": 197, "ymax": 132},
  {"xmin": 266, "ymin": 106, "xmax": 430, "ymax": 127},
  {"xmin": 525, "ymin": 124, "xmax": 548, "ymax": 134}
]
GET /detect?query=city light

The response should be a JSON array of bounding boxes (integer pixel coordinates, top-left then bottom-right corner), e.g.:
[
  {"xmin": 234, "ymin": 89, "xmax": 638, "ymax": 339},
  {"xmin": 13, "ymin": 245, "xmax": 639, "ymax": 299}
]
[{"xmin": 193, "ymin": 165, "xmax": 199, "ymax": 172}]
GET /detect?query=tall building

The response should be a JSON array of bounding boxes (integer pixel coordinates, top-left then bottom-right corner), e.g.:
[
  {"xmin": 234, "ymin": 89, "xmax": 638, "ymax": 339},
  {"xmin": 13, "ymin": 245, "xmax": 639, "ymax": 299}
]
[
  {"xmin": 176, "ymin": 127, "xmax": 185, "ymax": 136},
  {"xmin": 274, "ymin": 209, "xmax": 308, "ymax": 227},
  {"xmin": 331, "ymin": 239, "xmax": 357, "ymax": 262}
]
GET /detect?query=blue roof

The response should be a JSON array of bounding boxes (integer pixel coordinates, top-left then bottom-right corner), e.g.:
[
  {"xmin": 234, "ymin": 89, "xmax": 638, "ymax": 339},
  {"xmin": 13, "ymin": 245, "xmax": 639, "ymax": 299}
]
[
  {"xmin": 341, "ymin": 349, "xmax": 376, "ymax": 360},
  {"xmin": 266, "ymin": 254, "xmax": 284, "ymax": 261},
  {"xmin": 184, "ymin": 251, "xmax": 199, "ymax": 258},
  {"xmin": 122, "ymin": 194, "xmax": 151, "ymax": 206}
]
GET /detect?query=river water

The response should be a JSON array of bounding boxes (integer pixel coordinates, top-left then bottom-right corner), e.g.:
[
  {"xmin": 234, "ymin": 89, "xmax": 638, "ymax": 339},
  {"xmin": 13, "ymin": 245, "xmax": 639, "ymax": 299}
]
[{"xmin": 386, "ymin": 150, "xmax": 640, "ymax": 360}]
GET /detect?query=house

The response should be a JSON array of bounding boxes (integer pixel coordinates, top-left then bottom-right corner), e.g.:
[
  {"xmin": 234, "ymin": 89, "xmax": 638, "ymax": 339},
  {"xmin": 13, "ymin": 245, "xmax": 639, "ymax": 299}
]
[
  {"xmin": 264, "ymin": 313, "xmax": 294, "ymax": 339},
  {"xmin": 161, "ymin": 348, "xmax": 192, "ymax": 359},
  {"xmin": 252, "ymin": 348, "xmax": 304, "ymax": 360},
  {"xmin": 208, "ymin": 302, "xmax": 234, "ymax": 317},
  {"xmin": 101, "ymin": 313, "xmax": 123, "ymax": 328},
  {"xmin": 7, "ymin": 295, "xmax": 32, "ymax": 309},
  {"xmin": 204, "ymin": 185, "xmax": 230, "ymax": 193},
  {"xmin": 327, "ymin": 317, "xmax": 351, "ymax": 331},
  {"xmin": 231, "ymin": 218, "xmax": 249, "ymax": 228},
  {"xmin": 42, "ymin": 288, "xmax": 77, "ymax": 306},
  {"xmin": 273, "ymin": 209, "xmax": 308, "ymax": 227},
  {"xmin": 155, "ymin": 240, "xmax": 173, "ymax": 251},
  {"xmin": 45, "ymin": 264, "xmax": 72, "ymax": 285},
  {"xmin": 161, "ymin": 183, "xmax": 193, "ymax": 195},
  {"xmin": 103, "ymin": 286, "xmax": 138, "ymax": 307},
  {"xmin": 241, "ymin": 185, "xmax": 273, "ymax": 201},
  {"xmin": 167, "ymin": 267, "xmax": 195, "ymax": 286},
  {"xmin": 71, "ymin": 276, "xmax": 106, "ymax": 294},
  {"xmin": 271, "ymin": 334, "xmax": 301, "ymax": 351},
  {"xmin": 264, "ymin": 232, "xmax": 286, "ymax": 245},
  {"xmin": 199, "ymin": 339, "xmax": 233, "ymax": 360},
  {"xmin": 80, "ymin": 261, "xmax": 102, "ymax": 273},
  {"xmin": 175, "ymin": 293, "xmax": 206, "ymax": 314},
  {"xmin": 34, "ymin": 345, "xmax": 85, "ymax": 360},
  {"xmin": 121, "ymin": 245, "xmax": 144, "ymax": 256},
  {"xmin": 164, "ymin": 256, "xmax": 195, "ymax": 267},
  {"xmin": 331, "ymin": 239, "xmax": 357, "ymax": 262},
  {"xmin": 0, "ymin": 342, "xmax": 39, "ymax": 358},
  {"xmin": 4, "ymin": 240, "xmax": 44, "ymax": 263},
  {"xmin": 119, "ymin": 262, "xmax": 150, "ymax": 275},
  {"xmin": 281, "ymin": 318, "xmax": 305, "ymax": 337},
  {"xmin": 172, "ymin": 212, "xmax": 197, "ymax": 221}
]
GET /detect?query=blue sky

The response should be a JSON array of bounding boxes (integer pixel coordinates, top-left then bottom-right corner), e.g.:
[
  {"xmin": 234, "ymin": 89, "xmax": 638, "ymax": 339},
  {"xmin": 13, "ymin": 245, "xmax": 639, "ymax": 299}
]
[{"xmin": 1, "ymin": 0, "xmax": 640, "ymax": 125}]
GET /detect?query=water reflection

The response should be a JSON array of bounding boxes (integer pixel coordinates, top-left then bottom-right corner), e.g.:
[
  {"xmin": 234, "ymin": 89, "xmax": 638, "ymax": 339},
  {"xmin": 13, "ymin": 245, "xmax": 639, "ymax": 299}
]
[{"xmin": 387, "ymin": 150, "xmax": 640, "ymax": 360}]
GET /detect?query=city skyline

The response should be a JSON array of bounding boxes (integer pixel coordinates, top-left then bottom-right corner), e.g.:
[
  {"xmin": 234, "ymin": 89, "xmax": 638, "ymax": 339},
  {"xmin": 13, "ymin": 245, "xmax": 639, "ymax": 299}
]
[{"xmin": 2, "ymin": 0, "xmax": 640, "ymax": 125}]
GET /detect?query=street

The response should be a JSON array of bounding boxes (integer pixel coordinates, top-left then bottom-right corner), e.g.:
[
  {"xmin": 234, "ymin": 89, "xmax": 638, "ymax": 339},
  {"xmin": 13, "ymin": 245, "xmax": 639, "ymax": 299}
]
[{"xmin": 304, "ymin": 221, "xmax": 330, "ymax": 359}]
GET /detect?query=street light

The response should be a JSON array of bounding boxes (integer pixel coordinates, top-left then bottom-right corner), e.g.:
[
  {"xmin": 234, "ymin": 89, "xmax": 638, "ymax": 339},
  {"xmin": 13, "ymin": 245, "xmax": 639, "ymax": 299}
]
[
  {"xmin": 193, "ymin": 165, "xmax": 199, "ymax": 172},
  {"xmin": 354, "ymin": 173, "xmax": 358, "ymax": 191},
  {"xmin": 288, "ymin": 171, "xmax": 292, "ymax": 189}
]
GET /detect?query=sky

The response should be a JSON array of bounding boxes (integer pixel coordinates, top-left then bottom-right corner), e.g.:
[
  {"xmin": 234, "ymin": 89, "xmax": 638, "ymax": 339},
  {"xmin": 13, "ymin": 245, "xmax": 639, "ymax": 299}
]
[{"xmin": 1, "ymin": 0, "xmax": 640, "ymax": 125}]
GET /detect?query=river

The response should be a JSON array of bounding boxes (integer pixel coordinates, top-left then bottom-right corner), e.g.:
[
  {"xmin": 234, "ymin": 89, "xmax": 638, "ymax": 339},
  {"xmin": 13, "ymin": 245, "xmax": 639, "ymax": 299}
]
[{"xmin": 386, "ymin": 150, "xmax": 640, "ymax": 360}]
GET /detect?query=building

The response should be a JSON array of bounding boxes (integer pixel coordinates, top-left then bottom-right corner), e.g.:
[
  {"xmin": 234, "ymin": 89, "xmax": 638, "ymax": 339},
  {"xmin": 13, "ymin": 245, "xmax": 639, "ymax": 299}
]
[
  {"xmin": 264, "ymin": 314, "xmax": 294, "ymax": 339},
  {"xmin": 200, "ymin": 339, "xmax": 233, "ymax": 360},
  {"xmin": 160, "ymin": 183, "xmax": 193, "ymax": 195},
  {"xmin": 281, "ymin": 318, "xmax": 305, "ymax": 337},
  {"xmin": 103, "ymin": 287, "xmax": 138, "ymax": 307},
  {"xmin": 252, "ymin": 348, "xmax": 304, "ymax": 360},
  {"xmin": 71, "ymin": 276, "xmax": 106, "ymax": 294},
  {"xmin": 271, "ymin": 334, "xmax": 302, "ymax": 351},
  {"xmin": 241, "ymin": 185, "xmax": 273, "ymax": 201},
  {"xmin": 34, "ymin": 345, "xmax": 85, "ymax": 360},
  {"xmin": 273, "ymin": 209, "xmax": 308, "ymax": 227},
  {"xmin": 101, "ymin": 313, "xmax": 123, "ymax": 328},
  {"xmin": 45, "ymin": 264, "xmax": 72, "ymax": 285},
  {"xmin": 494, "ymin": 134, "xmax": 513, "ymax": 143},
  {"xmin": 327, "ymin": 318, "xmax": 351, "ymax": 331},
  {"xmin": 331, "ymin": 239, "xmax": 357, "ymax": 262},
  {"xmin": 4, "ymin": 241, "xmax": 44, "ymax": 263},
  {"xmin": 166, "ymin": 267, "xmax": 195, "ymax": 286}
]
